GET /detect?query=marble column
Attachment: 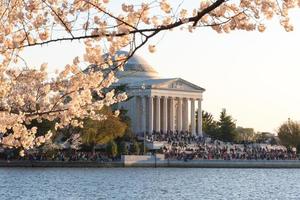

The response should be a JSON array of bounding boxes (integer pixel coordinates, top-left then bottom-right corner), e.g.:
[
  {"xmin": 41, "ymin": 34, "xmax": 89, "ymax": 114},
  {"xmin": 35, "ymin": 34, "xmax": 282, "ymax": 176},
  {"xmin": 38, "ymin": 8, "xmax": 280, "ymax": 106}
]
[
  {"xmin": 141, "ymin": 96, "xmax": 146, "ymax": 133},
  {"xmin": 155, "ymin": 96, "xmax": 161, "ymax": 132},
  {"xmin": 148, "ymin": 96, "xmax": 153, "ymax": 134},
  {"xmin": 197, "ymin": 98, "xmax": 203, "ymax": 137},
  {"xmin": 191, "ymin": 98, "xmax": 196, "ymax": 135},
  {"xmin": 162, "ymin": 96, "xmax": 168, "ymax": 133},
  {"xmin": 170, "ymin": 97, "xmax": 175, "ymax": 132},
  {"xmin": 182, "ymin": 98, "xmax": 189, "ymax": 132},
  {"xmin": 177, "ymin": 97, "xmax": 182, "ymax": 132}
]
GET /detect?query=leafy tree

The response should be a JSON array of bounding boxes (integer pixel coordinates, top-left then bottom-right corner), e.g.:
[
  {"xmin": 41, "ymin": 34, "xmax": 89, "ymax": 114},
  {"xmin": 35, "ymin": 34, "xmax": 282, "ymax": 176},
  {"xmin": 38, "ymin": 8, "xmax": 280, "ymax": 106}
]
[
  {"xmin": 118, "ymin": 109, "xmax": 135, "ymax": 142},
  {"xmin": 0, "ymin": 0, "xmax": 299, "ymax": 153},
  {"xmin": 217, "ymin": 109, "xmax": 237, "ymax": 142},
  {"xmin": 106, "ymin": 140, "xmax": 118, "ymax": 158},
  {"xmin": 118, "ymin": 141, "xmax": 129, "ymax": 155},
  {"xmin": 278, "ymin": 119, "xmax": 300, "ymax": 150},
  {"xmin": 81, "ymin": 107, "xmax": 127, "ymax": 154},
  {"xmin": 130, "ymin": 141, "xmax": 140, "ymax": 155},
  {"xmin": 201, "ymin": 111, "xmax": 218, "ymax": 138}
]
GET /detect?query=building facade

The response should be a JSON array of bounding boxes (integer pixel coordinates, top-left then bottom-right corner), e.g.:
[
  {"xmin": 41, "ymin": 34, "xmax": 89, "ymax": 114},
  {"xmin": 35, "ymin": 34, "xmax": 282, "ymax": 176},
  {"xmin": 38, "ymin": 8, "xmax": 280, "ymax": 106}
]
[{"xmin": 116, "ymin": 52, "xmax": 205, "ymax": 136}]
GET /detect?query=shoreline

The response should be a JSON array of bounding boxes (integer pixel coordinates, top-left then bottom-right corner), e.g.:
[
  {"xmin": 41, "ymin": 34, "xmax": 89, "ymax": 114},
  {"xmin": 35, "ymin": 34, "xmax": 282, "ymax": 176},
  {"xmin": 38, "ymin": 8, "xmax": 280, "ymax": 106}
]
[
  {"xmin": 0, "ymin": 160, "xmax": 124, "ymax": 168},
  {"xmin": 2, "ymin": 159, "xmax": 300, "ymax": 168}
]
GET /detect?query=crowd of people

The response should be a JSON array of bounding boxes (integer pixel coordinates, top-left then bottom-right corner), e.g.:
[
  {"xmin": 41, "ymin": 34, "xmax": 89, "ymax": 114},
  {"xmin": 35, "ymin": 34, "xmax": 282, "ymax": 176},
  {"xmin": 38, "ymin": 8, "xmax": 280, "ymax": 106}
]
[
  {"xmin": 1, "ymin": 150, "xmax": 116, "ymax": 162},
  {"xmin": 0, "ymin": 131, "xmax": 298, "ymax": 162},
  {"xmin": 148, "ymin": 131, "xmax": 298, "ymax": 161},
  {"xmin": 146, "ymin": 130, "xmax": 200, "ymax": 144}
]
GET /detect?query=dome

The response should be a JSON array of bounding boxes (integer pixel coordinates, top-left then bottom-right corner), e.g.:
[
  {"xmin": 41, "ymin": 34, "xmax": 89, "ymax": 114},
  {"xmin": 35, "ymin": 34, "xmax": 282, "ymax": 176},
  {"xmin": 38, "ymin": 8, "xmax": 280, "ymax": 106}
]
[{"xmin": 116, "ymin": 51, "xmax": 159, "ymax": 82}]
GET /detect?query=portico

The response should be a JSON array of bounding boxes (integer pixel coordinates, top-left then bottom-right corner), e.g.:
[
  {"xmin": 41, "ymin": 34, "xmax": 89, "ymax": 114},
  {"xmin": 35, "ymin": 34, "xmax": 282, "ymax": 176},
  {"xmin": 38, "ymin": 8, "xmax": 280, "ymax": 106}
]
[
  {"xmin": 129, "ymin": 87, "xmax": 203, "ymax": 136},
  {"xmin": 114, "ymin": 51, "xmax": 205, "ymax": 137}
]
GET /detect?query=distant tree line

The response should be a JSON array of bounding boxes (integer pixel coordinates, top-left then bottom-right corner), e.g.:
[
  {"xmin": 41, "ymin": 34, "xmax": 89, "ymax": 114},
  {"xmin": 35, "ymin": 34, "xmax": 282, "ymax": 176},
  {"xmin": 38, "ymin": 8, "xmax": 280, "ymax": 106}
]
[
  {"xmin": 201, "ymin": 109, "xmax": 300, "ymax": 152},
  {"xmin": 201, "ymin": 109, "xmax": 280, "ymax": 144}
]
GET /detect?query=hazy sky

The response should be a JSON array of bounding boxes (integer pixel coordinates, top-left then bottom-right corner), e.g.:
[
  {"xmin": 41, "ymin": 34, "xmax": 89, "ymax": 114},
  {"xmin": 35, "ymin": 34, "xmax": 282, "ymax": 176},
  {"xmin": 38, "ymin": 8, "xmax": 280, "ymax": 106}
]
[{"xmin": 18, "ymin": 3, "xmax": 300, "ymax": 133}]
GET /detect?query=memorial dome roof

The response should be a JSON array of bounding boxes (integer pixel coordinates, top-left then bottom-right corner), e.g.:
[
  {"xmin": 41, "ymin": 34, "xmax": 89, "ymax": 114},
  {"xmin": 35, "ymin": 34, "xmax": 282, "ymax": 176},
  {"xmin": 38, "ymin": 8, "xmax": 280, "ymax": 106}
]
[{"xmin": 116, "ymin": 51, "xmax": 159, "ymax": 81}]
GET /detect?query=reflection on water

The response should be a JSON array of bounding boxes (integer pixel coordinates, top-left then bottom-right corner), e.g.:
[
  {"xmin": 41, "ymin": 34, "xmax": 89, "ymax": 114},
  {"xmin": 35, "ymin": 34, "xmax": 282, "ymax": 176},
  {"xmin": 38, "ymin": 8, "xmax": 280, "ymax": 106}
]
[{"xmin": 1, "ymin": 168, "xmax": 300, "ymax": 200}]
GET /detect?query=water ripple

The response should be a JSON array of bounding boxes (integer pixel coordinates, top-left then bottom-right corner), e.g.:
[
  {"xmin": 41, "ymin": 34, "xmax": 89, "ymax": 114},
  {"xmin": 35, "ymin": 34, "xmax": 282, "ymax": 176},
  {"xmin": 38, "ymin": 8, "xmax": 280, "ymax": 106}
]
[{"xmin": 1, "ymin": 168, "xmax": 300, "ymax": 200}]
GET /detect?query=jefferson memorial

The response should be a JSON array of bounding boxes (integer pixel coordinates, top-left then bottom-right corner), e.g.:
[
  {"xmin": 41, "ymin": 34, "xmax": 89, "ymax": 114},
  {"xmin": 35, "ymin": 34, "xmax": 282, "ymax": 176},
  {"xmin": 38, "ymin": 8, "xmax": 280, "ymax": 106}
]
[{"xmin": 115, "ymin": 52, "xmax": 205, "ymax": 137}]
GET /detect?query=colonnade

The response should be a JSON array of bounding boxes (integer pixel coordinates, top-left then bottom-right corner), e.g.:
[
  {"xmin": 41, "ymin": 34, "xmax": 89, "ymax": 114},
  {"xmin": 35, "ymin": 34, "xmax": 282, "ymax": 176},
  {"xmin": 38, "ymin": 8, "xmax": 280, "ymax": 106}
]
[{"xmin": 135, "ymin": 95, "xmax": 202, "ymax": 136}]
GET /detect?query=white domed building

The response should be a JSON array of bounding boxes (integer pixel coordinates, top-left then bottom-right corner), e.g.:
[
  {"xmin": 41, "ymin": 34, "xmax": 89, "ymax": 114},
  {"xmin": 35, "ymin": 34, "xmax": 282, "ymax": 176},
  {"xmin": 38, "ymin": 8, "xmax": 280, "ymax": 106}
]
[{"xmin": 115, "ymin": 52, "xmax": 205, "ymax": 136}]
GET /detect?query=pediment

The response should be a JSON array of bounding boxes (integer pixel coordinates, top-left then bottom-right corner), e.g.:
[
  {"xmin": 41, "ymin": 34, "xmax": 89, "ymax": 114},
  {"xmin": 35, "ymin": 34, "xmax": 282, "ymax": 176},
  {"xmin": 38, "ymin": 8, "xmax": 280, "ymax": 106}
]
[{"xmin": 152, "ymin": 78, "xmax": 205, "ymax": 91}]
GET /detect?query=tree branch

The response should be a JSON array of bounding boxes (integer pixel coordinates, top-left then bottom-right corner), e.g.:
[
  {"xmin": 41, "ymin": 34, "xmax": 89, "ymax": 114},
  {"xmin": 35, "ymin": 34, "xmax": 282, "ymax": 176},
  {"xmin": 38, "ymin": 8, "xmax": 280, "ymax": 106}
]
[{"xmin": 5, "ymin": 0, "xmax": 225, "ymax": 50}]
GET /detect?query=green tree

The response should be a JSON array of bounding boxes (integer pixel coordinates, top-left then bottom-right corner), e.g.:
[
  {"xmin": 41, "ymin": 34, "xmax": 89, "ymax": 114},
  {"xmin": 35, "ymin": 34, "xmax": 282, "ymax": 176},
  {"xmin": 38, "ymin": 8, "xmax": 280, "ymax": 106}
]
[
  {"xmin": 217, "ymin": 109, "xmax": 237, "ymax": 142},
  {"xmin": 118, "ymin": 141, "xmax": 129, "ymax": 155},
  {"xmin": 81, "ymin": 107, "xmax": 127, "ymax": 154},
  {"xmin": 278, "ymin": 119, "xmax": 300, "ymax": 150},
  {"xmin": 118, "ymin": 108, "xmax": 135, "ymax": 142},
  {"xmin": 130, "ymin": 141, "xmax": 140, "ymax": 155},
  {"xmin": 201, "ymin": 111, "xmax": 218, "ymax": 138},
  {"xmin": 106, "ymin": 141, "xmax": 118, "ymax": 158}
]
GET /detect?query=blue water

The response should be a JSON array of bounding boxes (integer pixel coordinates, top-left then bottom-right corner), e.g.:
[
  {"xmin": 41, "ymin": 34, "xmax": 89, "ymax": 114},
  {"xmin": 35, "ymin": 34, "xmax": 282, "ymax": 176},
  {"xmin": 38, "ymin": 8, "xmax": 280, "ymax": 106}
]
[{"xmin": 0, "ymin": 168, "xmax": 300, "ymax": 200}]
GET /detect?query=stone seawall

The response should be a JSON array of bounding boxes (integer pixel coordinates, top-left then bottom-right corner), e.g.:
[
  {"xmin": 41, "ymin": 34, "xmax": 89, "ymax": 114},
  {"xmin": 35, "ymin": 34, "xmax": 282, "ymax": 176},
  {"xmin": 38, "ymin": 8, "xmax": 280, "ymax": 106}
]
[
  {"xmin": 0, "ymin": 161, "xmax": 123, "ymax": 168},
  {"xmin": 2, "ymin": 155, "xmax": 300, "ymax": 168},
  {"xmin": 165, "ymin": 160, "xmax": 300, "ymax": 168},
  {"xmin": 122, "ymin": 155, "xmax": 300, "ymax": 168}
]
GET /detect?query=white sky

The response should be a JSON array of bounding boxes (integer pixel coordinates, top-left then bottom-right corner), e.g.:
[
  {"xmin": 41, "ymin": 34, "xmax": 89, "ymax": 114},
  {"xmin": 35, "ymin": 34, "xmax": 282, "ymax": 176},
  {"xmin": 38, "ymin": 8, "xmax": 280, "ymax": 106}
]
[{"xmin": 17, "ymin": 2, "xmax": 300, "ymax": 133}]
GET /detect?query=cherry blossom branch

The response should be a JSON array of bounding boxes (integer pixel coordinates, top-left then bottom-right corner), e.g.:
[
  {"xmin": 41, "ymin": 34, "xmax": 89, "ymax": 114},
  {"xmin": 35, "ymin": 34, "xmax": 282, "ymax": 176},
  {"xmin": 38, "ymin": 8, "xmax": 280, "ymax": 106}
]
[
  {"xmin": 4, "ymin": 0, "xmax": 225, "ymax": 51},
  {"xmin": 41, "ymin": 0, "xmax": 75, "ymax": 38}
]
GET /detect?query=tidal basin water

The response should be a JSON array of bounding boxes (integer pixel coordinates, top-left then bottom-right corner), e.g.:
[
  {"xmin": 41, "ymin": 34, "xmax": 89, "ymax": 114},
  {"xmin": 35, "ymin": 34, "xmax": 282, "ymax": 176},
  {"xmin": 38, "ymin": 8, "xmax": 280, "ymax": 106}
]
[{"xmin": 1, "ymin": 168, "xmax": 300, "ymax": 200}]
